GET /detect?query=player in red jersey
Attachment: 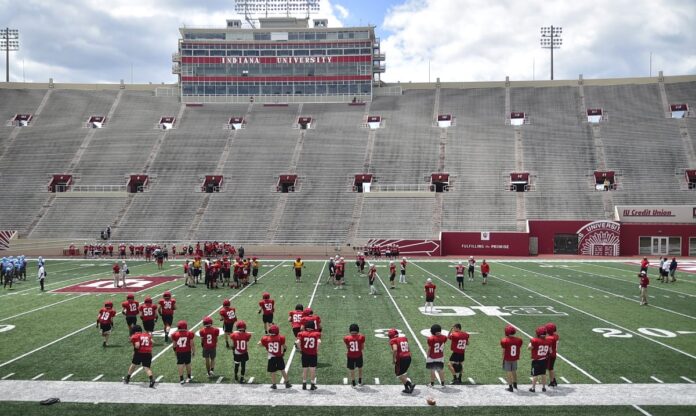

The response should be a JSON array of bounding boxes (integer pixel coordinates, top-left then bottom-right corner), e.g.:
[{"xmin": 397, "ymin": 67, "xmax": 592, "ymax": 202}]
[
  {"xmin": 139, "ymin": 296, "xmax": 158, "ymax": 335},
  {"xmin": 388, "ymin": 328, "xmax": 415, "ymax": 394},
  {"xmin": 639, "ymin": 270, "xmax": 650, "ymax": 305},
  {"xmin": 300, "ymin": 307, "xmax": 322, "ymax": 332},
  {"xmin": 123, "ymin": 325, "xmax": 156, "ymax": 388},
  {"xmin": 258, "ymin": 324, "xmax": 292, "ymax": 389},
  {"xmin": 112, "ymin": 262, "xmax": 120, "ymax": 288},
  {"xmin": 96, "ymin": 300, "xmax": 116, "ymax": 347},
  {"xmin": 426, "ymin": 324, "xmax": 447, "ymax": 387},
  {"xmin": 334, "ymin": 257, "xmax": 345, "ymax": 289},
  {"xmin": 545, "ymin": 322, "xmax": 559, "ymax": 387},
  {"xmin": 258, "ymin": 292, "xmax": 275, "ymax": 334},
  {"xmin": 171, "ymin": 320, "xmax": 195, "ymax": 384},
  {"xmin": 447, "ymin": 323, "xmax": 469, "ymax": 384},
  {"xmin": 158, "ymin": 291, "xmax": 176, "ymax": 343},
  {"xmin": 219, "ymin": 299, "xmax": 237, "ymax": 349},
  {"xmin": 343, "ymin": 323, "xmax": 366, "ymax": 387},
  {"xmin": 199, "ymin": 316, "xmax": 220, "ymax": 377},
  {"xmin": 501, "ymin": 325, "xmax": 523, "ymax": 392},
  {"xmin": 424, "ymin": 278, "xmax": 436, "ymax": 313},
  {"xmin": 399, "ymin": 257, "xmax": 408, "ymax": 284},
  {"xmin": 367, "ymin": 264, "xmax": 378, "ymax": 295},
  {"xmin": 455, "ymin": 261, "xmax": 465, "ymax": 289},
  {"xmin": 389, "ymin": 261, "xmax": 397, "ymax": 289},
  {"xmin": 480, "ymin": 260, "xmax": 490, "ymax": 285},
  {"xmin": 296, "ymin": 320, "xmax": 322, "ymax": 390},
  {"xmin": 467, "ymin": 256, "xmax": 476, "ymax": 281},
  {"xmin": 640, "ymin": 257, "xmax": 649, "ymax": 273},
  {"xmin": 288, "ymin": 304, "xmax": 304, "ymax": 337},
  {"xmin": 230, "ymin": 320, "xmax": 252, "ymax": 383},
  {"xmin": 121, "ymin": 293, "xmax": 139, "ymax": 331},
  {"xmin": 356, "ymin": 252, "xmax": 366, "ymax": 274},
  {"xmin": 528, "ymin": 326, "xmax": 550, "ymax": 392}
]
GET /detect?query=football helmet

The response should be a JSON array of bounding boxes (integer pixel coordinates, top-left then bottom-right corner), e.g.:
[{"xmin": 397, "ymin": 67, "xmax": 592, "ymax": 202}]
[
  {"xmin": 177, "ymin": 320, "xmax": 188, "ymax": 330},
  {"xmin": 268, "ymin": 325, "xmax": 280, "ymax": 335}
]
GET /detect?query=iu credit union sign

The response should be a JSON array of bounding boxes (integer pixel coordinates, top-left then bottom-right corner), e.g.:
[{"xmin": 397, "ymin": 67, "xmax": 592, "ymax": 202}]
[
  {"xmin": 576, "ymin": 220, "xmax": 621, "ymax": 256},
  {"xmin": 615, "ymin": 205, "xmax": 696, "ymax": 224}
]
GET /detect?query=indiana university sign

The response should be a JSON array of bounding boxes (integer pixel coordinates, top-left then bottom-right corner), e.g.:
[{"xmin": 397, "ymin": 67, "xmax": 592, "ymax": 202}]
[{"xmin": 576, "ymin": 220, "xmax": 621, "ymax": 256}]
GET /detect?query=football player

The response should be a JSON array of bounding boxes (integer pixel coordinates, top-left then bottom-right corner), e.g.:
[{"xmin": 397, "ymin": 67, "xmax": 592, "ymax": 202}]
[
  {"xmin": 258, "ymin": 292, "xmax": 275, "ymax": 334},
  {"xmin": 467, "ymin": 256, "xmax": 476, "ymax": 281},
  {"xmin": 368, "ymin": 264, "xmax": 377, "ymax": 295},
  {"xmin": 289, "ymin": 304, "xmax": 304, "ymax": 338},
  {"xmin": 293, "ymin": 257, "xmax": 304, "ymax": 283},
  {"xmin": 528, "ymin": 326, "xmax": 549, "ymax": 392},
  {"xmin": 231, "ymin": 320, "xmax": 251, "ymax": 383},
  {"xmin": 296, "ymin": 320, "xmax": 321, "ymax": 390},
  {"xmin": 447, "ymin": 323, "xmax": 469, "ymax": 384},
  {"xmin": 343, "ymin": 323, "xmax": 366, "ymax": 387},
  {"xmin": 300, "ymin": 307, "xmax": 322, "ymax": 332},
  {"xmin": 480, "ymin": 260, "xmax": 490, "ymax": 285},
  {"xmin": 259, "ymin": 324, "xmax": 292, "ymax": 389},
  {"xmin": 96, "ymin": 300, "xmax": 116, "ymax": 347},
  {"xmin": 171, "ymin": 320, "xmax": 195, "ymax": 384},
  {"xmin": 123, "ymin": 325, "xmax": 156, "ymax": 388},
  {"xmin": 158, "ymin": 291, "xmax": 176, "ymax": 343},
  {"xmin": 121, "ymin": 293, "xmax": 140, "ymax": 331},
  {"xmin": 139, "ymin": 296, "xmax": 158, "ymax": 336},
  {"xmin": 389, "ymin": 261, "xmax": 396, "ymax": 289},
  {"xmin": 455, "ymin": 261, "xmax": 465, "ymax": 289},
  {"xmin": 251, "ymin": 257, "xmax": 260, "ymax": 284},
  {"xmin": 424, "ymin": 278, "xmax": 436, "ymax": 313},
  {"xmin": 388, "ymin": 328, "xmax": 415, "ymax": 394},
  {"xmin": 219, "ymin": 299, "xmax": 237, "ymax": 349},
  {"xmin": 545, "ymin": 322, "xmax": 559, "ymax": 387},
  {"xmin": 500, "ymin": 325, "xmax": 523, "ymax": 392},
  {"xmin": 399, "ymin": 257, "xmax": 408, "ymax": 284},
  {"xmin": 426, "ymin": 324, "xmax": 447, "ymax": 387},
  {"xmin": 199, "ymin": 316, "xmax": 220, "ymax": 377}
]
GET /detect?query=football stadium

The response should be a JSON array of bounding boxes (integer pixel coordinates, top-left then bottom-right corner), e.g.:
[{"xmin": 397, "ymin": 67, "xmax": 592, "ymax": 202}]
[{"xmin": 0, "ymin": 1, "xmax": 695, "ymax": 415}]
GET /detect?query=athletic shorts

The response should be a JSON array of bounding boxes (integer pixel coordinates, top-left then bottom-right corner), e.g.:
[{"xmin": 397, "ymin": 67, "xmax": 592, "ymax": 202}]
[
  {"xmin": 125, "ymin": 316, "xmax": 137, "ymax": 327},
  {"xmin": 456, "ymin": 275, "xmax": 464, "ymax": 282},
  {"xmin": 502, "ymin": 360, "xmax": 518, "ymax": 372},
  {"xmin": 547, "ymin": 355, "xmax": 556, "ymax": 371},
  {"xmin": 531, "ymin": 359, "xmax": 547, "ymax": 376},
  {"xmin": 292, "ymin": 327, "xmax": 301, "ymax": 337},
  {"xmin": 482, "ymin": 273, "xmax": 488, "ymax": 278},
  {"xmin": 335, "ymin": 274, "xmax": 342, "ymax": 281},
  {"xmin": 142, "ymin": 320, "xmax": 155, "ymax": 333},
  {"xmin": 132, "ymin": 352, "xmax": 152, "ymax": 368},
  {"xmin": 267, "ymin": 356, "xmax": 286, "ymax": 373},
  {"xmin": 400, "ymin": 270, "xmax": 406, "ymax": 276},
  {"xmin": 301, "ymin": 353, "xmax": 318, "ymax": 368},
  {"xmin": 425, "ymin": 361, "xmax": 444, "ymax": 370},
  {"xmin": 449, "ymin": 352, "xmax": 464, "ymax": 363},
  {"xmin": 262, "ymin": 314, "xmax": 274, "ymax": 324},
  {"xmin": 161, "ymin": 315, "xmax": 173, "ymax": 326},
  {"xmin": 425, "ymin": 296, "xmax": 434, "ymax": 303},
  {"xmin": 347, "ymin": 356, "xmax": 363, "ymax": 370},
  {"xmin": 223, "ymin": 270, "xmax": 231, "ymax": 279},
  {"xmin": 193, "ymin": 269, "xmax": 201, "ymax": 277},
  {"xmin": 100, "ymin": 323, "xmax": 112, "ymax": 334},
  {"xmin": 202, "ymin": 348, "xmax": 216, "ymax": 359},
  {"xmin": 234, "ymin": 352, "xmax": 249, "ymax": 363},
  {"xmin": 389, "ymin": 273, "xmax": 395, "ymax": 281},
  {"xmin": 468, "ymin": 266, "xmax": 474, "ymax": 273},
  {"xmin": 252, "ymin": 269, "xmax": 259, "ymax": 277},
  {"xmin": 224, "ymin": 322, "xmax": 235, "ymax": 333},
  {"xmin": 176, "ymin": 352, "xmax": 192, "ymax": 365},
  {"xmin": 295, "ymin": 269, "xmax": 302, "ymax": 278},
  {"xmin": 394, "ymin": 357, "xmax": 411, "ymax": 377}
]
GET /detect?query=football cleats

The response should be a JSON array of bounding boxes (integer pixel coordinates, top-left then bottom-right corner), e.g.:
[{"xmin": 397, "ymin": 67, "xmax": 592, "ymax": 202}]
[
  {"xmin": 545, "ymin": 322, "xmax": 557, "ymax": 334},
  {"xmin": 387, "ymin": 328, "xmax": 399, "ymax": 339},
  {"xmin": 144, "ymin": 296, "xmax": 152, "ymax": 304},
  {"xmin": 163, "ymin": 291, "xmax": 171, "ymax": 299},
  {"xmin": 223, "ymin": 299, "xmax": 231, "ymax": 307},
  {"xmin": 262, "ymin": 292, "xmax": 270, "ymax": 299},
  {"xmin": 504, "ymin": 325, "xmax": 516, "ymax": 336},
  {"xmin": 430, "ymin": 324, "xmax": 441, "ymax": 335},
  {"xmin": 236, "ymin": 320, "xmax": 247, "ymax": 330},
  {"xmin": 268, "ymin": 324, "xmax": 279, "ymax": 335},
  {"xmin": 177, "ymin": 320, "xmax": 188, "ymax": 330},
  {"xmin": 203, "ymin": 316, "xmax": 213, "ymax": 326},
  {"xmin": 535, "ymin": 326, "xmax": 547, "ymax": 337},
  {"xmin": 126, "ymin": 293, "xmax": 135, "ymax": 300}
]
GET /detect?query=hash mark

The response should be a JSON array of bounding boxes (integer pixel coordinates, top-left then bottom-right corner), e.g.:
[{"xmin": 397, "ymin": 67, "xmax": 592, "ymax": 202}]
[
  {"xmin": 92, "ymin": 374, "xmax": 103, "ymax": 381},
  {"xmin": 343, "ymin": 378, "xmax": 348, "ymax": 385},
  {"xmin": 216, "ymin": 376, "xmax": 224, "ymax": 384},
  {"xmin": 31, "ymin": 373, "xmax": 44, "ymax": 380},
  {"xmin": 374, "ymin": 378, "xmax": 380, "ymax": 384},
  {"xmin": 498, "ymin": 377, "xmax": 507, "ymax": 384},
  {"xmin": 560, "ymin": 376, "xmax": 570, "ymax": 384},
  {"xmin": 468, "ymin": 377, "xmax": 475, "ymax": 384},
  {"xmin": 61, "ymin": 374, "xmax": 73, "ymax": 381},
  {"xmin": 1, "ymin": 373, "xmax": 14, "ymax": 380},
  {"xmin": 680, "ymin": 376, "xmax": 695, "ymax": 383},
  {"xmin": 620, "ymin": 376, "xmax": 632, "ymax": 384},
  {"xmin": 247, "ymin": 377, "xmax": 254, "ymax": 383},
  {"xmin": 650, "ymin": 376, "xmax": 664, "ymax": 383},
  {"xmin": 156, "ymin": 375, "xmax": 164, "ymax": 382}
]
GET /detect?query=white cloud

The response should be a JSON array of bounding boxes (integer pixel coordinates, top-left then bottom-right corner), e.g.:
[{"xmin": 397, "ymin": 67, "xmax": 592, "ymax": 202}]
[
  {"xmin": 380, "ymin": 0, "xmax": 696, "ymax": 82},
  {"xmin": 334, "ymin": 4, "xmax": 350, "ymax": 19}
]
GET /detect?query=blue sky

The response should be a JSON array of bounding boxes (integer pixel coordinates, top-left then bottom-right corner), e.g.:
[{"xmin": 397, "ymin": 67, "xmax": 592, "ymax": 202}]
[{"xmin": 1, "ymin": 0, "xmax": 694, "ymax": 84}]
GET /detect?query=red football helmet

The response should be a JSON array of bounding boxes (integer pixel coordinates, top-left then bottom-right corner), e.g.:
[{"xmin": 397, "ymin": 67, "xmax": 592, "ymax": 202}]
[
  {"xmin": 236, "ymin": 320, "xmax": 247, "ymax": 330},
  {"xmin": 126, "ymin": 293, "xmax": 135, "ymax": 300},
  {"xmin": 545, "ymin": 322, "xmax": 557, "ymax": 334},
  {"xmin": 163, "ymin": 291, "xmax": 171, "ymax": 299},
  {"xmin": 203, "ymin": 316, "xmax": 213, "ymax": 326},
  {"xmin": 535, "ymin": 326, "xmax": 547, "ymax": 337},
  {"xmin": 223, "ymin": 299, "xmax": 231, "ymax": 307},
  {"xmin": 144, "ymin": 296, "xmax": 152, "ymax": 304},
  {"xmin": 504, "ymin": 325, "xmax": 516, "ymax": 336},
  {"xmin": 268, "ymin": 324, "xmax": 279, "ymax": 335},
  {"xmin": 303, "ymin": 307, "xmax": 313, "ymax": 316},
  {"xmin": 262, "ymin": 292, "xmax": 270, "ymax": 299},
  {"xmin": 104, "ymin": 300, "xmax": 113, "ymax": 307},
  {"xmin": 177, "ymin": 320, "xmax": 188, "ymax": 330},
  {"xmin": 387, "ymin": 328, "xmax": 399, "ymax": 339}
]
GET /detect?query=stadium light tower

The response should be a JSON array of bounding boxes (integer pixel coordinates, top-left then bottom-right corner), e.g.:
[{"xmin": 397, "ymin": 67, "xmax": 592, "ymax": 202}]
[
  {"xmin": 540, "ymin": 26, "xmax": 562, "ymax": 80},
  {"xmin": 234, "ymin": 0, "xmax": 320, "ymax": 28},
  {"xmin": 1, "ymin": 28, "xmax": 19, "ymax": 83}
]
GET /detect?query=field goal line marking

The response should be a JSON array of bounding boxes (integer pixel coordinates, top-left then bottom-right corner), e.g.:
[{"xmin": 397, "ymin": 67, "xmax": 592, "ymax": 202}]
[
  {"xmin": 284, "ymin": 261, "xmax": 327, "ymax": 379},
  {"xmin": 499, "ymin": 262, "xmax": 696, "ymax": 322},
  {"xmin": 489, "ymin": 264, "xmax": 696, "ymax": 361},
  {"xmin": 581, "ymin": 264, "xmax": 696, "ymax": 297},
  {"xmin": 410, "ymin": 261, "xmax": 602, "ymax": 384},
  {"xmin": 133, "ymin": 261, "xmax": 285, "ymax": 378}
]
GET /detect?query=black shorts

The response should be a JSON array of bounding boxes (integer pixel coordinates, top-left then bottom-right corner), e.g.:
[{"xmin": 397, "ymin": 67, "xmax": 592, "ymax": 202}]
[
  {"xmin": 425, "ymin": 296, "xmax": 434, "ymax": 303},
  {"xmin": 223, "ymin": 270, "xmax": 231, "ymax": 278},
  {"xmin": 234, "ymin": 352, "xmax": 249, "ymax": 363},
  {"xmin": 292, "ymin": 327, "xmax": 301, "ymax": 337},
  {"xmin": 176, "ymin": 351, "xmax": 192, "ymax": 365},
  {"xmin": 193, "ymin": 268, "xmax": 201, "ymax": 277},
  {"xmin": 301, "ymin": 353, "xmax": 318, "ymax": 368},
  {"xmin": 132, "ymin": 352, "xmax": 152, "ymax": 368},
  {"xmin": 347, "ymin": 356, "xmax": 363, "ymax": 370},
  {"xmin": 252, "ymin": 269, "xmax": 259, "ymax": 277},
  {"xmin": 262, "ymin": 314, "xmax": 274, "ymax": 324},
  {"xmin": 100, "ymin": 323, "xmax": 112, "ymax": 334},
  {"xmin": 456, "ymin": 275, "xmax": 464, "ymax": 282},
  {"xmin": 389, "ymin": 273, "xmax": 395, "ymax": 281},
  {"xmin": 335, "ymin": 273, "xmax": 342, "ymax": 281},
  {"xmin": 547, "ymin": 355, "xmax": 556, "ymax": 371},
  {"xmin": 400, "ymin": 270, "xmax": 406, "ymax": 276},
  {"xmin": 449, "ymin": 352, "xmax": 465, "ymax": 363},
  {"xmin": 224, "ymin": 322, "xmax": 235, "ymax": 333},
  {"xmin": 142, "ymin": 320, "xmax": 155, "ymax": 333},
  {"xmin": 482, "ymin": 273, "xmax": 488, "ymax": 278},
  {"xmin": 161, "ymin": 315, "xmax": 173, "ymax": 326},
  {"xmin": 202, "ymin": 348, "xmax": 216, "ymax": 359},
  {"xmin": 267, "ymin": 356, "xmax": 286, "ymax": 372},
  {"xmin": 394, "ymin": 357, "xmax": 411, "ymax": 377},
  {"xmin": 531, "ymin": 359, "xmax": 547, "ymax": 376},
  {"xmin": 426, "ymin": 361, "xmax": 444, "ymax": 370},
  {"xmin": 295, "ymin": 269, "xmax": 302, "ymax": 278},
  {"xmin": 125, "ymin": 316, "xmax": 137, "ymax": 327}
]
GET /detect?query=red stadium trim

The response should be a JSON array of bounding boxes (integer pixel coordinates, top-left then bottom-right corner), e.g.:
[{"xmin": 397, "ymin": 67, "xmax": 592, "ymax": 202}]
[{"xmin": 181, "ymin": 75, "xmax": 372, "ymax": 82}]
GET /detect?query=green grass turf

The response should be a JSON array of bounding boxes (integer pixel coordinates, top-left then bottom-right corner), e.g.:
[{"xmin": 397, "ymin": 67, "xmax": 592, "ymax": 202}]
[
  {"xmin": 1, "ymin": 403, "xmax": 694, "ymax": 416},
  {"xmin": 0, "ymin": 259, "xmax": 695, "ymax": 388}
]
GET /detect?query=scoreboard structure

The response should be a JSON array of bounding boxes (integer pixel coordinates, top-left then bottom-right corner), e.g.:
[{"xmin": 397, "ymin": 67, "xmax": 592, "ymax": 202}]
[{"xmin": 173, "ymin": 17, "xmax": 385, "ymax": 104}]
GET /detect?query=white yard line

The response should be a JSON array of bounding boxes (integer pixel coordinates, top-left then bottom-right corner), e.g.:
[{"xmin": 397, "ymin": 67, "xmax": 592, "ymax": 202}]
[
  {"xmin": 592, "ymin": 263, "xmax": 696, "ymax": 286},
  {"xmin": 247, "ymin": 377, "xmax": 254, "ymax": 384},
  {"xmin": 92, "ymin": 374, "xmax": 103, "ymax": 381},
  {"xmin": 486, "ymin": 267, "xmax": 696, "ymax": 361},
  {"xmin": 681, "ymin": 376, "xmax": 694, "ymax": 383},
  {"xmin": 632, "ymin": 404, "xmax": 653, "ymax": 416},
  {"xmin": 562, "ymin": 265, "xmax": 696, "ymax": 298},
  {"xmin": 0, "ymin": 322, "xmax": 95, "ymax": 368},
  {"xmin": 1, "ymin": 373, "xmax": 13, "ymax": 380},
  {"xmin": 133, "ymin": 262, "xmax": 285, "ymax": 378},
  {"xmin": 411, "ymin": 262, "xmax": 602, "ymax": 384},
  {"xmin": 0, "ymin": 294, "xmax": 89, "ymax": 322},
  {"xmin": 284, "ymin": 261, "xmax": 327, "ymax": 377},
  {"xmin": 621, "ymin": 377, "xmax": 633, "ymax": 384},
  {"xmin": 155, "ymin": 375, "xmax": 164, "ymax": 382},
  {"xmin": 498, "ymin": 377, "xmax": 507, "ymax": 384},
  {"xmin": 374, "ymin": 377, "xmax": 380, "ymax": 385},
  {"xmin": 650, "ymin": 376, "xmax": 664, "ymax": 384},
  {"xmin": 31, "ymin": 373, "xmax": 44, "ymax": 380},
  {"xmin": 467, "ymin": 377, "xmax": 475, "ymax": 385},
  {"xmin": 61, "ymin": 374, "xmax": 73, "ymax": 381},
  {"xmin": 560, "ymin": 377, "xmax": 570, "ymax": 384}
]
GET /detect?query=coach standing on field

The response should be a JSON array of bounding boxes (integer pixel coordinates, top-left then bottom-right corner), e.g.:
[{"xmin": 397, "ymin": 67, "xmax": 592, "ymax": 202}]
[{"xmin": 38, "ymin": 263, "xmax": 46, "ymax": 291}]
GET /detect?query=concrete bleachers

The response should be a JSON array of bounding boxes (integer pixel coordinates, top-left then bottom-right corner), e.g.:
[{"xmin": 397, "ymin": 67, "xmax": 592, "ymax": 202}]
[
  {"xmin": 0, "ymin": 89, "xmax": 47, "ymax": 146},
  {"xmin": 30, "ymin": 197, "xmax": 124, "ymax": 239},
  {"xmin": 356, "ymin": 197, "xmax": 435, "ymax": 240}
]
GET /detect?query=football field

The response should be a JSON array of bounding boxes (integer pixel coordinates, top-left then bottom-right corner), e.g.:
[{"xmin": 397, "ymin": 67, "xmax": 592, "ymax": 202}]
[{"xmin": 0, "ymin": 258, "xmax": 695, "ymax": 415}]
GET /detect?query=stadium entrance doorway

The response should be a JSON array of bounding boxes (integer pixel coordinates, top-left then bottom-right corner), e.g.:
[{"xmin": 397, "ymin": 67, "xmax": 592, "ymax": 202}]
[{"xmin": 553, "ymin": 234, "xmax": 578, "ymax": 254}]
